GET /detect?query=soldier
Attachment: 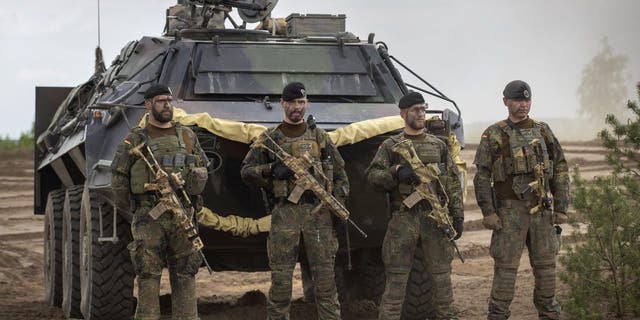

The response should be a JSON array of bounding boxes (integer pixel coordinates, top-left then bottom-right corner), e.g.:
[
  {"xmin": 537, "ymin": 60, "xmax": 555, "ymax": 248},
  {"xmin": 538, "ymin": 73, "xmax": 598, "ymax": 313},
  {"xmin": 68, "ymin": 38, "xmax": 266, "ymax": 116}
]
[
  {"xmin": 240, "ymin": 82, "xmax": 349, "ymax": 320},
  {"xmin": 111, "ymin": 84, "xmax": 209, "ymax": 320},
  {"xmin": 473, "ymin": 80, "xmax": 569, "ymax": 319},
  {"xmin": 366, "ymin": 92, "xmax": 464, "ymax": 320}
]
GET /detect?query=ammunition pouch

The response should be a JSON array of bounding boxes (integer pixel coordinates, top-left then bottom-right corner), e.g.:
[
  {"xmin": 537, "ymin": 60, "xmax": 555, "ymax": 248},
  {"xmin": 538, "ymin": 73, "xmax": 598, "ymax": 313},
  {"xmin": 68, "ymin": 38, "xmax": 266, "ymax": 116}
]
[
  {"xmin": 191, "ymin": 195, "xmax": 203, "ymax": 213},
  {"xmin": 511, "ymin": 174, "xmax": 536, "ymax": 201},
  {"xmin": 130, "ymin": 159, "xmax": 152, "ymax": 194},
  {"xmin": 185, "ymin": 166, "xmax": 208, "ymax": 195}
]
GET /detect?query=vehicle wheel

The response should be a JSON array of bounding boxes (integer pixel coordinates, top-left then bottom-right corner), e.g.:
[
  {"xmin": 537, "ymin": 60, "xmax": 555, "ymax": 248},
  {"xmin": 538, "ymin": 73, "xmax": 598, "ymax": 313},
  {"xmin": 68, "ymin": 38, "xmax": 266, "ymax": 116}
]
[
  {"xmin": 402, "ymin": 247, "xmax": 435, "ymax": 320},
  {"xmin": 44, "ymin": 189, "xmax": 65, "ymax": 307},
  {"xmin": 80, "ymin": 189, "xmax": 135, "ymax": 319},
  {"xmin": 356, "ymin": 264, "xmax": 385, "ymax": 304},
  {"xmin": 62, "ymin": 185, "xmax": 84, "ymax": 318}
]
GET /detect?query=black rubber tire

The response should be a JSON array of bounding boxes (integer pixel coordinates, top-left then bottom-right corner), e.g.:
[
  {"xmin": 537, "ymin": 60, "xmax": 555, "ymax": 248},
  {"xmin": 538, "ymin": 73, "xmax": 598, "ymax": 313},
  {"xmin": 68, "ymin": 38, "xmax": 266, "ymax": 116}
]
[
  {"xmin": 62, "ymin": 185, "xmax": 84, "ymax": 318},
  {"xmin": 80, "ymin": 189, "xmax": 135, "ymax": 320},
  {"xmin": 402, "ymin": 247, "xmax": 435, "ymax": 320},
  {"xmin": 356, "ymin": 264, "xmax": 385, "ymax": 304},
  {"xmin": 44, "ymin": 189, "xmax": 65, "ymax": 307}
]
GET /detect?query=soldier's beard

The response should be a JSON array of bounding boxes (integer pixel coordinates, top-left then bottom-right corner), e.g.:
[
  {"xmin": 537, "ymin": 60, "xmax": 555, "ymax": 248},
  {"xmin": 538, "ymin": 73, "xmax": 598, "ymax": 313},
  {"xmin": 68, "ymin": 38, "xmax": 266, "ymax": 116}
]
[
  {"xmin": 407, "ymin": 118, "xmax": 425, "ymax": 131},
  {"xmin": 286, "ymin": 110, "xmax": 305, "ymax": 123},
  {"xmin": 152, "ymin": 107, "xmax": 173, "ymax": 123}
]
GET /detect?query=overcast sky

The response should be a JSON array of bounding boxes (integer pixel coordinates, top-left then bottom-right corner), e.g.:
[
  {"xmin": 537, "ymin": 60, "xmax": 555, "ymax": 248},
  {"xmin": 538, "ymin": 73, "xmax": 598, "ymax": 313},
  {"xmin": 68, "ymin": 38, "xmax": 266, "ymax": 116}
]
[{"xmin": 1, "ymin": 0, "xmax": 638, "ymax": 138}]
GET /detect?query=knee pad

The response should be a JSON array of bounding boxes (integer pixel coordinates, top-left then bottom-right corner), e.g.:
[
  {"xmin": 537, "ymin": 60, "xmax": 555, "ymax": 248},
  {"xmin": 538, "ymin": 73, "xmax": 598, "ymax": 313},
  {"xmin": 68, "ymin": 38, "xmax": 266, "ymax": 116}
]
[
  {"xmin": 312, "ymin": 266, "xmax": 337, "ymax": 297},
  {"xmin": 270, "ymin": 270, "xmax": 294, "ymax": 300},
  {"xmin": 128, "ymin": 240, "xmax": 163, "ymax": 277}
]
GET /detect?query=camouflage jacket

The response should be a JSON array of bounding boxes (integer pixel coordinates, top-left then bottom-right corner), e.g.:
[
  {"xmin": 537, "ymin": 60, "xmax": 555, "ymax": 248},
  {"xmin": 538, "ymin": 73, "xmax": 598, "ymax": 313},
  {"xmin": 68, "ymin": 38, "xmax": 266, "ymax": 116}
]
[
  {"xmin": 240, "ymin": 123, "xmax": 349, "ymax": 204},
  {"xmin": 472, "ymin": 118, "xmax": 569, "ymax": 216},
  {"xmin": 110, "ymin": 122, "xmax": 208, "ymax": 211},
  {"xmin": 365, "ymin": 132, "xmax": 463, "ymax": 218}
]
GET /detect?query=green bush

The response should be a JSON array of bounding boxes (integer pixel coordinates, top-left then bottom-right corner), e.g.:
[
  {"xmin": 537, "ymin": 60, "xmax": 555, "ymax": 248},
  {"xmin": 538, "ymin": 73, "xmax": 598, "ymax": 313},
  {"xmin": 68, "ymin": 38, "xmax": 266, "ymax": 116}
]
[
  {"xmin": 0, "ymin": 122, "xmax": 34, "ymax": 151},
  {"xmin": 560, "ymin": 83, "xmax": 640, "ymax": 319}
]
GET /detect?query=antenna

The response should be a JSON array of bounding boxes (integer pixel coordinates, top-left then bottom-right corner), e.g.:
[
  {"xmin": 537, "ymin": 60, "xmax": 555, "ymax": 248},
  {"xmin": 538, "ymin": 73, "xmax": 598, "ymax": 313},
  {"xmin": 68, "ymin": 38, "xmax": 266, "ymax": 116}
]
[
  {"xmin": 94, "ymin": 0, "xmax": 106, "ymax": 75},
  {"xmin": 97, "ymin": 0, "xmax": 101, "ymax": 47}
]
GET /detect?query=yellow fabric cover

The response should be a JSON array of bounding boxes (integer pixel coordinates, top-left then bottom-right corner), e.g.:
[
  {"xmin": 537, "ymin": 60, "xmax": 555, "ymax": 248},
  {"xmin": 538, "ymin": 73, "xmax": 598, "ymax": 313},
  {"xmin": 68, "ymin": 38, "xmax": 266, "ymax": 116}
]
[
  {"xmin": 140, "ymin": 108, "xmax": 468, "ymax": 201},
  {"xmin": 197, "ymin": 207, "xmax": 271, "ymax": 237}
]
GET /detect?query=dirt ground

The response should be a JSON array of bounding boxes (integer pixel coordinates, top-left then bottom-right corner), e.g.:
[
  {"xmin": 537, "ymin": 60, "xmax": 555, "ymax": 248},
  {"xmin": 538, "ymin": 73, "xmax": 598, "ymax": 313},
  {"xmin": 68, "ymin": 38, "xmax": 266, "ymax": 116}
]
[{"xmin": 0, "ymin": 142, "xmax": 605, "ymax": 319}]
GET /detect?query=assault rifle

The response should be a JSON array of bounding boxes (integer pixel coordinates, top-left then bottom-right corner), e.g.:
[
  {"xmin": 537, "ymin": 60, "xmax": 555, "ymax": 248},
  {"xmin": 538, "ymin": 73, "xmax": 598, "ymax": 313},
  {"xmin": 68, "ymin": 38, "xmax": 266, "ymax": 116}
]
[
  {"xmin": 254, "ymin": 133, "xmax": 368, "ymax": 238},
  {"xmin": 129, "ymin": 142, "xmax": 213, "ymax": 274},
  {"xmin": 391, "ymin": 139, "xmax": 465, "ymax": 263},
  {"xmin": 521, "ymin": 138, "xmax": 553, "ymax": 215}
]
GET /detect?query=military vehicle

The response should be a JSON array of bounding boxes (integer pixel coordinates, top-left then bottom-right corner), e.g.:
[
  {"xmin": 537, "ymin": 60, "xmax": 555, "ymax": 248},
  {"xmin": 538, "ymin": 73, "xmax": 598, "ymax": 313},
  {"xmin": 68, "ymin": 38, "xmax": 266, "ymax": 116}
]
[{"xmin": 35, "ymin": 1, "xmax": 464, "ymax": 319}]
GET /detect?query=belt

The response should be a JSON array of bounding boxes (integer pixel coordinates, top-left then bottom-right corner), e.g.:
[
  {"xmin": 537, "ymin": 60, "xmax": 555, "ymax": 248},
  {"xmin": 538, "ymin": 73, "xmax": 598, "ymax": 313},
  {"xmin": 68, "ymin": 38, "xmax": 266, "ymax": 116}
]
[
  {"xmin": 497, "ymin": 198, "xmax": 537, "ymax": 208},
  {"xmin": 390, "ymin": 200, "xmax": 433, "ymax": 214},
  {"xmin": 275, "ymin": 192, "xmax": 318, "ymax": 205}
]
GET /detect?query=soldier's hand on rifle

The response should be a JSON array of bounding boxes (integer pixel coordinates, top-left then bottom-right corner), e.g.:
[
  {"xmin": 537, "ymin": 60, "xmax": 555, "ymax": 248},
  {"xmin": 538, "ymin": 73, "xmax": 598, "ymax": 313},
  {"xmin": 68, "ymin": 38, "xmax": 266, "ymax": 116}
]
[
  {"xmin": 396, "ymin": 165, "xmax": 420, "ymax": 185},
  {"xmin": 553, "ymin": 211, "xmax": 568, "ymax": 224},
  {"xmin": 482, "ymin": 213, "xmax": 502, "ymax": 231},
  {"xmin": 271, "ymin": 160, "xmax": 295, "ymax": 180},
  {"xmin": 452, "ymin": 217, "xmax": 464, "ymax": 240}
]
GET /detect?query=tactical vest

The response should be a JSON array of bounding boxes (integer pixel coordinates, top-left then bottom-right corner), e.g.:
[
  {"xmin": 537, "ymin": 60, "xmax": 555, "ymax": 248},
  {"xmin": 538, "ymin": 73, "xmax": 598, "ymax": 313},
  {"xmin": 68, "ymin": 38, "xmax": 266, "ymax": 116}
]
[
  {"xmin": 492, "ymin": 120, "xmax": 553, "ymax": 200},
  {"xmin": 130, "ymin": 124, "xmax": 207, "ymax": 195},
  {"xmin": 389, "ymin": 134, "xmax": 447, "ymax": 197},
  {"xmin": 267, "ymin": 126, "xmax": 332, "ymax": 200}
]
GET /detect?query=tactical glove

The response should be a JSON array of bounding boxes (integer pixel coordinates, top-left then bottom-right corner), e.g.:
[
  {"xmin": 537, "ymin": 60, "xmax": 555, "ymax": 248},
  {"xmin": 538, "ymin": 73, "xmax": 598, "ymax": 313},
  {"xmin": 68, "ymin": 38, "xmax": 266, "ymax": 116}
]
[
  {"xmin": 271, "ymin": 161, "xmax": 295, "ymax": 180},
  {"xmin": 553, "ymin": 212, "xmax": 568, "ymax": 224},
  {"xmin": 396, "ymin": 165, "xmax": 420, "ymax": 185},
  {"xmin": 482, "ymin": 213, "xmax": 502, "ymax": 230},
  {"xmin": 452, "ymin": 217, "xmax": 464, "ymax": 240}
]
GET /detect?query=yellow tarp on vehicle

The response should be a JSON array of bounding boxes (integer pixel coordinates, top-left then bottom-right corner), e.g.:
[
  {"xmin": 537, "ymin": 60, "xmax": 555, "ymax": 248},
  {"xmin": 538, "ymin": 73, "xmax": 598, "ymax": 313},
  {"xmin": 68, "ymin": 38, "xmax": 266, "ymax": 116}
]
[{"xmin": 139, "ymin": 108, "xmax": 468, "ymax": 201}]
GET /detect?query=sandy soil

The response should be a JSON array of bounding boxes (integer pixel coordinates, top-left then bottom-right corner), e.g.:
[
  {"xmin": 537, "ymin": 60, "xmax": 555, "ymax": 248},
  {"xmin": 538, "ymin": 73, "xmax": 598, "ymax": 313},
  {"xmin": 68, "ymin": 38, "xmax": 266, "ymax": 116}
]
[{"xmin": 0, "ymin": 142, "xmax": 606, "ymax": 319}]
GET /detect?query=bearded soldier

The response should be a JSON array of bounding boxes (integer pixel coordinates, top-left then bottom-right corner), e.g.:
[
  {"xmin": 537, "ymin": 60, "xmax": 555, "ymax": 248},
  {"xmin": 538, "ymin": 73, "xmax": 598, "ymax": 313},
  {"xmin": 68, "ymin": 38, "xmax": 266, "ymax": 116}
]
[
  {"xmin": 240, "ymin": 82, "xmax": 349, "ymax": 320},
  {"xmin": 473, "ymin": 80, "xmax": 569, "ymax": 319},
  {"xmin": 366, "ymin": 92, "xmax": 464, "ymax": 320},
  {"xmin": 111, "ymin": 84, "xmax": 209, "ymax": 320}
]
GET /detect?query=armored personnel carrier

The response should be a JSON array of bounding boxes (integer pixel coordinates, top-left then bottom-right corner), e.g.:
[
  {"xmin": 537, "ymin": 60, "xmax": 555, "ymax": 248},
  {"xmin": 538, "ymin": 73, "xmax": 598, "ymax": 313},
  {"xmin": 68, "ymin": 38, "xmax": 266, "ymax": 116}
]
[{"xmin": 35, "ymin": 1, "xmax": 464, "ymax": 319}]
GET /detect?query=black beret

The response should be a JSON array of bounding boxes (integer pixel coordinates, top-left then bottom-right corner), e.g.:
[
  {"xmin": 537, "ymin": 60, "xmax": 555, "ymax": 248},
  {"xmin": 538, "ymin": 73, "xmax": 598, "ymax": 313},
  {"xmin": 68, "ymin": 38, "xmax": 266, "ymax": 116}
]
[
  {"xmin": 281, "ymin": 82, "xmax": 306, "ymax": 101},
  {"xmin": 503, "ymin": 80, "xmax": 532, "ymax": 99},
  {"xmin": 398, "ymin": 91, "xmax": 425, "ymax": 109},
  {"xmin": 144, "ymin": 84, "xmax": 173, "ymax": 100}
]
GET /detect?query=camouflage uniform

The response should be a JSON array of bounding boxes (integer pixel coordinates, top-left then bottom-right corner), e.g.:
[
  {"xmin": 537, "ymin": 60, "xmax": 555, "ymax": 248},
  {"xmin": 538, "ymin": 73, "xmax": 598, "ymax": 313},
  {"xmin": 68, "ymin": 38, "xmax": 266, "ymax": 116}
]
[
  {"xmin": 473, "ymin": 118, "xmax": 569, "ymax": 320},
  {"xmin": 111, "ymin": 122, "xmax": 209, "ymax": 320},
  {"xmin": 241, "ymin": 122, "xmax": 349, "ymax": 320},
  {"xmin": 366, "ymin": 132, "xmax": 464, "ymax": 320}
]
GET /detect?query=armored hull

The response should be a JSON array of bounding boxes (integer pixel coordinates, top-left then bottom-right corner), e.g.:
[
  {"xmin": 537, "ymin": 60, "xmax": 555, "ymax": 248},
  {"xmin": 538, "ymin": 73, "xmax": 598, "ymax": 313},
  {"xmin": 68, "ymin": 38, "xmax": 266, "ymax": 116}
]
[{"xmin": 35, "ymin": 4, "xmax": 463, "ymax": 319}]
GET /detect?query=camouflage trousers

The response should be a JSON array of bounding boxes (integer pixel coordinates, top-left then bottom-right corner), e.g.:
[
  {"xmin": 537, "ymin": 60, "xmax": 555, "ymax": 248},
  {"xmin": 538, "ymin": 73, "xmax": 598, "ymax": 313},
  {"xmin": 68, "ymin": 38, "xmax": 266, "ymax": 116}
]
[
  {"xmin": 488, "ymin": 199, "xmax": 561, "ymax": 320},
  {"xmin": 128, "ymin": 204, "xmax": 203, "ymax": 320},
  {"xmin": 267, "ymin": 202, "xmax": 340, "ymax": 320},
  {"xmin": 378, "ymin": 211, "xmax": 456, "ymax": 320}
]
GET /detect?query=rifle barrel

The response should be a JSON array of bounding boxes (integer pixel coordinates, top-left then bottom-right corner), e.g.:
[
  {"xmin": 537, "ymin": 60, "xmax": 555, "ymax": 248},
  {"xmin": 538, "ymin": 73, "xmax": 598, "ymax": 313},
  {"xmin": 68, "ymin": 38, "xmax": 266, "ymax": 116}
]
[{"xmin": 348, "ymin": 219, "xmax": 368, "ymax": 238}]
